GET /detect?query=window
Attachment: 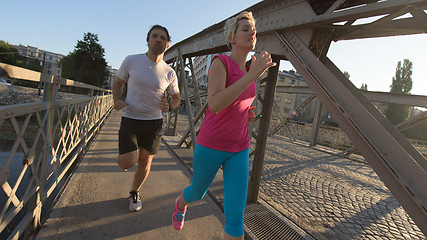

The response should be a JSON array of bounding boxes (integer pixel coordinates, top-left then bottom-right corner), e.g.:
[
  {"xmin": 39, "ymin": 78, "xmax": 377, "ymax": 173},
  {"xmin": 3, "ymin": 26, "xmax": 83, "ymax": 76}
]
[
  {"xmin": 288, "ymin": 79, "xmax": 295, "ymax": 84},
  {"xmin": 278, "ymin": 76, "xmax": 285, "ymax": 82}
]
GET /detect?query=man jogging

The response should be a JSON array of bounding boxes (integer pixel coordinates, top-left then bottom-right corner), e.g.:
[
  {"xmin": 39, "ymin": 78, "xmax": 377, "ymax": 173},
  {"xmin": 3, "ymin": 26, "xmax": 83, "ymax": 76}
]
[{"xmin": 112, "ymin": 24, "xmax": 180, "ymax": 212}]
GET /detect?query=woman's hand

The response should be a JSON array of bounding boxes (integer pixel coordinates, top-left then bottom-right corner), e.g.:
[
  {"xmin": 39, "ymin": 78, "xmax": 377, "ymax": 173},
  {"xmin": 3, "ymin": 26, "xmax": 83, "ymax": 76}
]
[
  {"xmin": 248, "ymin": 106, "xmax": 256, "ymax": 122},
  {"xmin": 248, "ymin": 51, "xmax": 276, "ymax": 80}
]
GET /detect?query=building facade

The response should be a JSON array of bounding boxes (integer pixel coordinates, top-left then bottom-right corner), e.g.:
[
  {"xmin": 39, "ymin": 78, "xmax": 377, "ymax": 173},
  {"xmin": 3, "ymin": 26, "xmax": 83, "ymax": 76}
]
[
  {"xmin": 193, "ymin": 54, "xmax": 214, "ymax": 89},
  {"xmin": 15, "ymin": 44, "xmax": 117, "ymax": 89},
  {"xmin": 273, "ymin": 70, "xmax": 301, "ymax": 119},
  {"xmin": 106, "ymin": 66, "xmax": 117, "ymax": 89},
  {"xmin": 15, "ymin": 44, "xmax": 64, "ymax": 76}
]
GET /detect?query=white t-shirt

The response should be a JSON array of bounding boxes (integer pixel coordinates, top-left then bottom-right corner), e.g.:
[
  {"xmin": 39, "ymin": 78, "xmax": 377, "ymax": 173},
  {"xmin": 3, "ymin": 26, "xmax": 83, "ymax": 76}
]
[{"xmin": 116, "ymin": 53, "xmax": 179, "ymax": 120}]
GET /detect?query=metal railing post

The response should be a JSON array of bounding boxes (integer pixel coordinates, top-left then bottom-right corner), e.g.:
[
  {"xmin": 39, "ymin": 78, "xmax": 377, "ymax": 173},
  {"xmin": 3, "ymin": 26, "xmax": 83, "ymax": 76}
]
[
  {"xmin": 25, "ymin": 74, "xmax": 60, "ymax": 238},
  {"xmin": 247, "ymin": 55, "xmax": 280, "ymax": 203},
  {"xmin": 178, "ymin": 48, "xmax": 197, "ymax": 149},
  {"xmin": 309, "ymin": 100, "xmax": 323, "ymax": 146}
]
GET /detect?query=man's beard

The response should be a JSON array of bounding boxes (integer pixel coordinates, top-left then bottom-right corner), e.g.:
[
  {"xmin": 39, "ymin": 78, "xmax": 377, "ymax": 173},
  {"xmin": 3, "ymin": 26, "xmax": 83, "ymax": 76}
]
[{"xmin": 150, "ymin": 43, "xmax": 165, "ymax": 55}]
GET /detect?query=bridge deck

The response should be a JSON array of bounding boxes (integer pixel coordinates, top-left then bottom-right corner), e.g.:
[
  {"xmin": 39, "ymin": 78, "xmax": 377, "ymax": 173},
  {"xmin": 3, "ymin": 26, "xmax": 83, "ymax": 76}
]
[
  {"xmin": 34, "ymin": 110, "xmax": 424, "ymax": 239},
  {"xmin": 35, "ymin": 110, "xmax": 225, "ymax": 239}
]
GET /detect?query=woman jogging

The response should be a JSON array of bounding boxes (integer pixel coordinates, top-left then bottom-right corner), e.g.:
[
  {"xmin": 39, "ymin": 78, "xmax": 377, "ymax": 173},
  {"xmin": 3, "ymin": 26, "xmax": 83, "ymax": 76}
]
[{"xmin": 172, "ymin": 11, "xmax": 276, "ymax": 240}]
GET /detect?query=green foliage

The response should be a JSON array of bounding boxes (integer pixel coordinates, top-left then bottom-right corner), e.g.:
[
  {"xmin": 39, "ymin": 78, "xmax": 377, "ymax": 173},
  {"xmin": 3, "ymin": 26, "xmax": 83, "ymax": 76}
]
[
  {"xmin": 385, "ymin": 59, "xmax": 413, "ymax": 125},
  {"xmin": 360, "ymin": 83, "xmax": 368, "ymax": 90},
  {"xmin": 403, "ymin": 118, "xmax": 427, "ymax": 141},
  {"xmin": 0, "ymin": 40, "xmax": 23, "ymax": 64},
  {"xmin": 343, "ymin": 71, "xmax": 350, "ymax": 79},
  {"xmin": 60, "ymin": 51, "xmax": 78, "ymax": 80},
  {"xmin": 386, "ymin": 103, "xmax": 411, "ymax": 125},
  {"xmin": 17, "ymin": 58, "xmax": 42, "ymax": 72},
  {"xmin": 59, "ymin": 32, "xmax": 109, "ymax": 87},
  {"xmin": 390, "ymin": 59, "xmax": 412, "ymax": 94},
  {"xmin": 12, "ymin": 79, "xmax": 39, "ymax": 88},
  {"xmin": 0, "ymin": 40, "xmax": 42, "ymax": 71}
]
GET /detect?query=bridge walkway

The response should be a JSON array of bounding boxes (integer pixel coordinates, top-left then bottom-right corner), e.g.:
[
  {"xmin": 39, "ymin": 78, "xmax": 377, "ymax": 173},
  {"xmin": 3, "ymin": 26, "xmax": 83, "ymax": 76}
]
[{"xmin": 35, "ymin": 110, "xmax": 226, "ymax": 240}]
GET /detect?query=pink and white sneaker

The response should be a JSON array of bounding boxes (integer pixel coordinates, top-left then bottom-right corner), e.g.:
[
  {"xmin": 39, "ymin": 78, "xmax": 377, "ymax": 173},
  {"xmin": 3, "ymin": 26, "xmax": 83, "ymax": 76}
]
[{"xmin": 172, "ymin": 196, "xmax": 187, "ymax": 230}]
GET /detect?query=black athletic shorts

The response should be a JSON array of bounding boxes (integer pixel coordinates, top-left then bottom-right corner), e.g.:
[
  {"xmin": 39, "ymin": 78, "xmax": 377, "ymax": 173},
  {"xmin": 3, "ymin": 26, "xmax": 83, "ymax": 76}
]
[{"xmin": 118, "ymin": 117, "xmax": 163, "ymax": 155}]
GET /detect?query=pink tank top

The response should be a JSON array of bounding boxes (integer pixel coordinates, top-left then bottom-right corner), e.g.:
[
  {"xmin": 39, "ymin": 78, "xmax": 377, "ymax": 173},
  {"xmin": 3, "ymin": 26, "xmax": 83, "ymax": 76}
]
[{"xmin": 196, "ymin": 55, "xmax": 256, "ymax": 152}]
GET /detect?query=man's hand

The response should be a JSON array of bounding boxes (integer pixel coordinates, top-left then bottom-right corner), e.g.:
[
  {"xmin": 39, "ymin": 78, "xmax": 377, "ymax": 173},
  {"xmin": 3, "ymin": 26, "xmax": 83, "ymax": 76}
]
[
  {"xmin": 114, "ymin": 100, "xmax": 128, "ymax": 111},
  {"xmin": 160, "ymin": 97, "xmax": 170, "ymax": 112}
]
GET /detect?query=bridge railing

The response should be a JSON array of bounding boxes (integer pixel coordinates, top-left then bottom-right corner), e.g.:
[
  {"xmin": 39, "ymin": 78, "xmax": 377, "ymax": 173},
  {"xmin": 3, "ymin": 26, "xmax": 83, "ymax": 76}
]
[{"xmin": 0, "ymin": 63, "xmax": 113, "ymax": 240}]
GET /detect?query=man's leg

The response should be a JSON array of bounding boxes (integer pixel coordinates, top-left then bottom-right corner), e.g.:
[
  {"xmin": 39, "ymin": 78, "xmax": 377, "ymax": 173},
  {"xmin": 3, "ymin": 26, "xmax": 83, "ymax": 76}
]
[
  {"xmin": 117, "ymin": 116, "xmax": 138, "ymax": 171},
  {"xmin": 131, "ymin": 148, "xmax": 155, "ymax": 192},
  {"xmin": 116, "ymin": 149, "xmax": 144, "ymax": 212},
  {"xmin": 117, "ymin": 150, "xmax": 138, "ymax": 171}
]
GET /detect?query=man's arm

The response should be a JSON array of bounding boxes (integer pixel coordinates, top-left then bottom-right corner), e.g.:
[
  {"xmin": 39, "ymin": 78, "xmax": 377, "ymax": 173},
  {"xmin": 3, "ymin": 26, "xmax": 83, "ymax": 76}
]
[
  {"xmin": 112, "ymin": 76, "xmax": 128, "ymax": 111},
  {"xmin": 169, "ymin": 93, "xmax": 181, "ymax": 110}
]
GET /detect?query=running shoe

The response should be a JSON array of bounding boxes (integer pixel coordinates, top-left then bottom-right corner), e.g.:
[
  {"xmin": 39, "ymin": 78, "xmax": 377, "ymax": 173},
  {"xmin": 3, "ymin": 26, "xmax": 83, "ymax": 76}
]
[
  {"xmin": 172, "ymin": 196, "xmax": 187, "ymax": 230},
  {"xmin": 128, "ymin": 191, "xmax": 142, "ymax": 212}
]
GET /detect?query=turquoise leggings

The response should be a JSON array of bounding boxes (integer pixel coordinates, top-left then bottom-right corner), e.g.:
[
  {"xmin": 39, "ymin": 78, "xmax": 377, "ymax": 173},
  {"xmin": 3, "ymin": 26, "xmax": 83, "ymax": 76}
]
[{"xmin": 183, "ymin": 144, "xmax": 249, "ymax": 237}]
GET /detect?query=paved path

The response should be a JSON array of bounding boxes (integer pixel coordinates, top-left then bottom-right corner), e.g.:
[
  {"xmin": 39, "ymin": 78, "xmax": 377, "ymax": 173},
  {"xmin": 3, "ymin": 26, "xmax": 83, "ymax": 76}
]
[
  {"xmin": 255, "ymin": 135, "xmax": 424, "ymax": 239},
  {"xmin": 35, "ymin": 110, "xmax": 226, "ymax": 240}
]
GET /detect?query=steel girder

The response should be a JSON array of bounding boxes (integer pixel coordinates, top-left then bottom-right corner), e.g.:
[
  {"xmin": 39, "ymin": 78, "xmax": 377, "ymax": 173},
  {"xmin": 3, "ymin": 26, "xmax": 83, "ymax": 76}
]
[
  {"xmin": 165, "ymin": 0, "xmax": 427, "ymax": 62},
  {"xmin": 163, "ymin": 0, "xmax": 427, "ymax": 235},
  {"xmin": 274, "ymin": 30, "xmax": 426, "ymax": 234}
]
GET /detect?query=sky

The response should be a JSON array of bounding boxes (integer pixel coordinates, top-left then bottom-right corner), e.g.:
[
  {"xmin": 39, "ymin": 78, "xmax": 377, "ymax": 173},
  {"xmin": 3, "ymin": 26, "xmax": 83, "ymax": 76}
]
[{"xmin": 2, "ymin": 0, "xmax": 426, "ymax": 96}]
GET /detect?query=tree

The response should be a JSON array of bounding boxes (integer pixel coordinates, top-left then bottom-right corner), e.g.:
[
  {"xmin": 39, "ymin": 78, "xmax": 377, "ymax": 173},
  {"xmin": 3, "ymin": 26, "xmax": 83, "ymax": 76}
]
[
  {"xmin": 60, "ymin": 33, "xmax": 108, "ymax": 87},
  {"xmin": 404, "ymin": 118, "xmax": 427, "ymax": 141},
  {"xmin": 385, "ymin": 59, "xmax": 413, "ymax": 125},
  {"xmin": 0, "ymin": 41, "xmax": 21, "ymax": 64},
  {"xmin": 0, "ymin": 41, "xmax": 41, "ymax": 72},
  {"xmin": 343, "ymin": 71, "xmax": 350, "ymax": 79},
  {"xmin": 360, "ymin": 83, "xmax": 368, "ymax": 90}
]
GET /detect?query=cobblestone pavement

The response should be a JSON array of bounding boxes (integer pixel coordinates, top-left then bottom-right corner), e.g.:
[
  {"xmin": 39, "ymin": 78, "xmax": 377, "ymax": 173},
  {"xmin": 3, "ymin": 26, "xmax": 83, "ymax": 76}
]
[
  {"xmin": 172, "ymin": 116, "xmax": 425, "ymax": 239},
  {"xmin": 255, "ymin": 135, "xmax": 424, "ymax": 240}
]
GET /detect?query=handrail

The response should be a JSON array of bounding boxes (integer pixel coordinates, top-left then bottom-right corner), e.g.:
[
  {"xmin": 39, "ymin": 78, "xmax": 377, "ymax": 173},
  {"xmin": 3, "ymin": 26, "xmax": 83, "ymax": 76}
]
[{"xmin": 0, "ymin": 63, "xmax": 113, "ymax": 240}]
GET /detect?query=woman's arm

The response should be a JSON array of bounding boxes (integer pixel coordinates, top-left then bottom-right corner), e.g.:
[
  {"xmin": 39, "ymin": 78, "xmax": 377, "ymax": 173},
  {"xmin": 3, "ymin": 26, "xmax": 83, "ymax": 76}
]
[{"xmin": 207, "ymin": 52, "xmax": 276, "ymax": 114}]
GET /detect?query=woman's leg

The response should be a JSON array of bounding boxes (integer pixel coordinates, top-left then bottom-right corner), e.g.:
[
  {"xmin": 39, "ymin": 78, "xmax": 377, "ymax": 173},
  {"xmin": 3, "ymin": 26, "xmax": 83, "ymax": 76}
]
[
  {"xmin": 182, "ymin": 144, "xmax": 228, "ymax": 204},
  {"xmin": 173, "ymin": 144, "xmax": 229, "ymax": 231},
  {"xmin": 222, "ymin": 148, "xmax": 249, "ymax": 239}
]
